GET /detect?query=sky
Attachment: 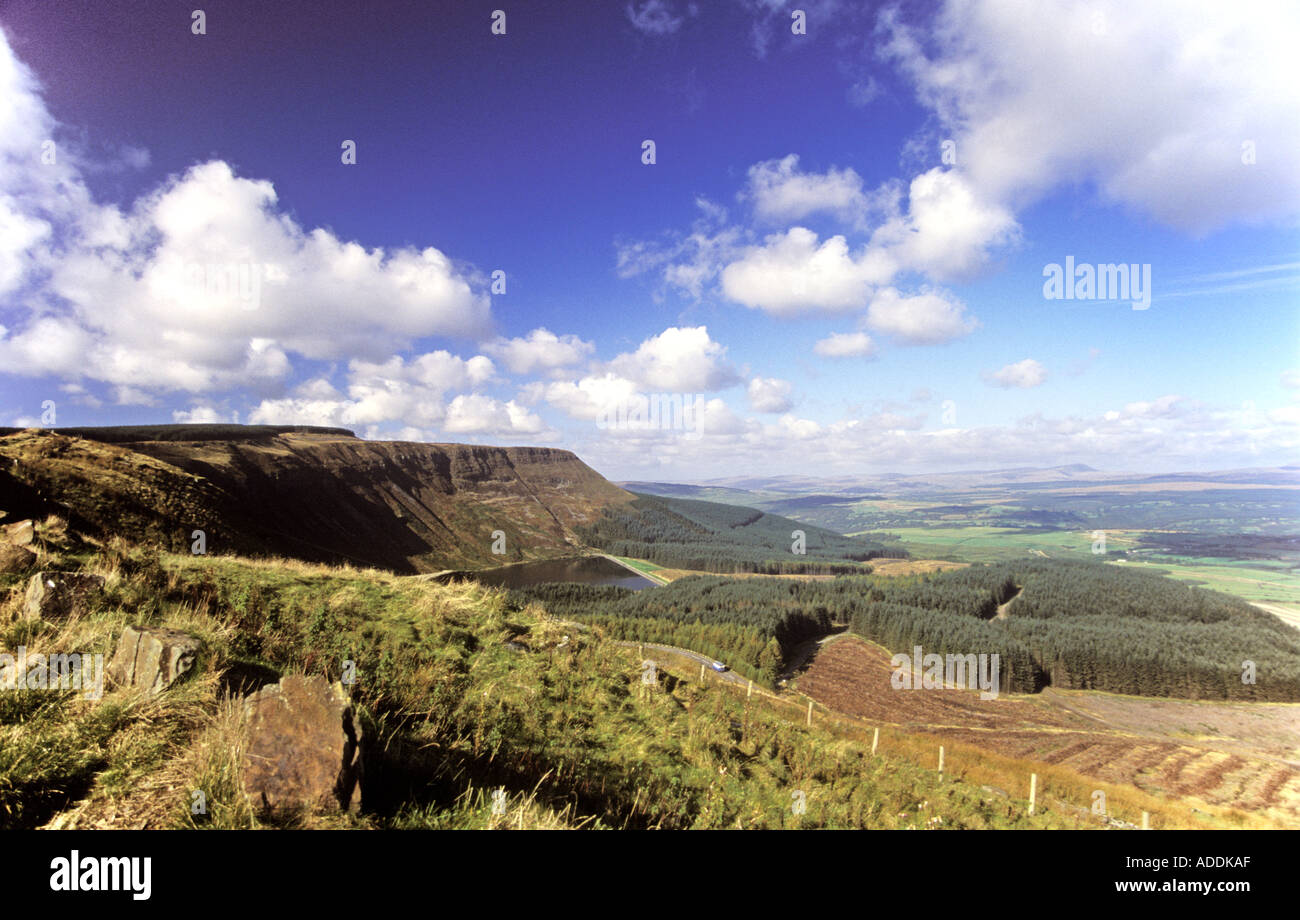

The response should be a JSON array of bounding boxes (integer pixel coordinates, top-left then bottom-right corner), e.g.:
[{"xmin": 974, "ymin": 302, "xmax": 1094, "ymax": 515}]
[{"xmin": 0, "ymin": 0, "xmax": 1297, "ymax": 480}]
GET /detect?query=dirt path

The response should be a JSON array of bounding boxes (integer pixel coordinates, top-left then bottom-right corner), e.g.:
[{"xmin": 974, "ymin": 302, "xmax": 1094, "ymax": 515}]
[
  {"xmin": 1251, "ymin": 602, "xmax": 1300, "ymax": 630},
  {"xmin": 994, "ymin": 585, "xmax": 1023, "ymax": 620}
]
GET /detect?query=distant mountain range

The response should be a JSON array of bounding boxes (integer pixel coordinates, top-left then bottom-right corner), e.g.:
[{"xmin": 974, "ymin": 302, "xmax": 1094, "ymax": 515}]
[{"xmin": 623, "ymin": 463, "xmax": 1300, "ymax": 498}]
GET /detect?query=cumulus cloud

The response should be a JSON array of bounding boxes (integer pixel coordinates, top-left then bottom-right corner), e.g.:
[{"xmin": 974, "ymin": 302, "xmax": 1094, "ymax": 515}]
[
  {"xmin": 878, "ymin": 0, "xmax": 1300, "ymax": 233},
  {"xmin": 0, "ymin": 29, "xmax": 492, "ymax": 400},
  {"xmin": 721, "ymin": 228, "xmax": 894, "ymax": 315},
  {"xmin": 520, "ymin": 373, "xmax": 642, "ymax": 422},
  {"xmin": 482, "ymin": 328, "xmax": 595, "ymax": 375},
  {"xmin": 607, "ymin": 325, "xmax": 739, "ymax": 391},
  {"xmin": 172, "ymin": 405, "xmax": 236, "ymax": 424},
  {"xmin": 746, "ymin": 376, "xmax": 794, "ymax": 413},
  {"xmin": 743, "ymin": 154, "xmax": 874, "ymax": 226},
  {"xmin": 442, "ymin": 394, "xmax": 550, "ymax": 436},
  {"xmin": 866, "ymin": 169, "xmax": 1019, "ymax": 281},
  {"xmin": 813, "ymin": 332, "xmax": 876, "ymax": 358},
  {"xmin": 242, "ymin": 348, "xmax": 555, "ymax": 440},
  {"xmin": 526, "ymin": 327, "xmax": 740, "ymax": 435},
  {"xmin": 984, "ymin": 358, "xmax": 1048, "ymax": 389},
  {"xmin": 864, "ymin": 287, "xmax": 976, "ymax": 345},
  {"xmin": 629, "ymin": 166, "xmax": 1010, "ymax": 329}
]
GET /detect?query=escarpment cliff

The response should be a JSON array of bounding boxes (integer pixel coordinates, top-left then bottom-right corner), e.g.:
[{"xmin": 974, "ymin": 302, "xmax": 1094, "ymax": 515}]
[{"xmin": 0, "ymin": 426, "xmax": 633, "ymax": 573}]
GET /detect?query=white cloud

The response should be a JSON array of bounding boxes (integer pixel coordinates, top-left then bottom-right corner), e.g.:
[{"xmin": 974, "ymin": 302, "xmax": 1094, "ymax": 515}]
[
  {"xmin": 984, "ymin": 358, "xmax": 1048, "ymax": 389},
  {"xmin": 813, "ymin": 332, "xmax": 876, "ymax": 358},
  {"xmin": 721, "ymin": 228, "xmax": 894, "ymax": 315},
  {"xmin": 482, "ymin": 328, "xmax": 594, "ymax": 375},
  {"xmin": 864, "ymin": 287, "xmax": 976, "ymax": 344},
  {"xmin": 626, "ymin": 0, "xmax": 690, "ymax": 35},
  {"xmin": 743, "ymin": 154, "xmax": 872, "ymax": 226},
  {"xmin": 639, "ymin": 168, "xmax": 1010, "ymax": 325},
  {"xmin": 616, "ymin": 198, "xmax": 741, "ymax": 300},
  {"xmin": 746, "ymin": 376, "xmax": 794, "ymax": 413},
  {"xmin": 522, "ymin": 373, "xmax": 642, "ymax": 422},
  {"xmin": 349, "ymin": 351, "xmax": 495, "ymax": 392},
  {"xmin": 442, "ymin": 394, "xmax": 550, "ymax": 437},
  {"xmin": 244, "ymin": 347, "xmax": 527, "ymax": 438},
  {"xmin": 172, "ymin": 405, "xmax": 235, "ymax": 424},
  {"xmin": 0, "ymin": 29, "xmax": 493, "ymax": 400},
  {"xmin": 879, "ymin": 0, "xmax": 1300, "ymax": 233},
  {"xmin": 607, "ymin": 326, "xmax": 739, "ymax": 391},
  {"xmin": 1120, "ymin": 395, "xmax": 1183, "ymax": 419},
  {"xmin": 867, "ymin": 168, "xmax": 1019, "ymax": 281}
]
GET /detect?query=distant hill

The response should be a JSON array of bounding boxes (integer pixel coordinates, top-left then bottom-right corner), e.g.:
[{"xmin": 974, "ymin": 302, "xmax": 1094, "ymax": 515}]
[
  {"xmin": 577, "ymin": 491, "xmax": 903, "ymax": 574},
  {"xmin": 0, "ymin": 426, "xmax": 633, "ymax": 573}
]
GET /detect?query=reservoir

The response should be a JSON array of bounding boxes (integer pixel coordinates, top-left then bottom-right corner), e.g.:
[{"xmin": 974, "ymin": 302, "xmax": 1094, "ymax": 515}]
[{"xmin": 448, "ymin": 555, "xmax": 658, "ymax": 590}]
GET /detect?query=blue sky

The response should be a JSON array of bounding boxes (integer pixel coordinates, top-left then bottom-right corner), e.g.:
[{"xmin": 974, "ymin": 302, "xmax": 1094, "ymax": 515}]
[{"xmin": 1, "ymin": 0, "xmax": 1297, "ymax": 479}]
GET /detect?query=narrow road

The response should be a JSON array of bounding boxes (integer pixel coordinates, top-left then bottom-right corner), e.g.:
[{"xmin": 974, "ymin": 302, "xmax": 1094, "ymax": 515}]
[{"xmin": 614, "ymin": 640, "xmax": 751, "ymax": 687}]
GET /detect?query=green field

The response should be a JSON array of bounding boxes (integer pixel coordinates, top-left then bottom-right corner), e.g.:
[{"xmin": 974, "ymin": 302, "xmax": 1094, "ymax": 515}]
[
  {"xmin": 858, "ymin": 525, "xmax": 1135, "ymax": 562},
  {"xmin": 610, "ymin": 555, "xmax": 665, "ymax": 574},
  {"xmin": 1113, "ymin": 558, "xmax": 1300, "ymax": 609},
  {"xmin": 859, "ymin": 525, "xmax": 1300, "ymax": 616}
]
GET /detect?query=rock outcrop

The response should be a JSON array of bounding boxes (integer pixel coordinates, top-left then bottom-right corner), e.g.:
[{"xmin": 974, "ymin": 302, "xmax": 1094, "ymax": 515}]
[
  {"xmin": 242, "ymin": 675, "xmax": 364, "ymax": 815},
  {"xmin": 5, "ymin": 519, "xmax": 34, "ymax": 546},
  {"xmin": 106, "ymin": 625, "xmax": 202, "ymax": 693},
  {"xmin": 21, "ymin": 572, "xmax": 105, "ymax": 621},
  {"xmin": 0, "ymin": 543, "xmax": 36, "ymax": 573}
]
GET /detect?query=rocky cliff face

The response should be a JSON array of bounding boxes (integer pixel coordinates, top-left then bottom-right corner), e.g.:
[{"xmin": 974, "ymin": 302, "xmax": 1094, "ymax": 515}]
[{"xmin": 0, "ymin": 428, "xmax": 633, "ymax": 573}]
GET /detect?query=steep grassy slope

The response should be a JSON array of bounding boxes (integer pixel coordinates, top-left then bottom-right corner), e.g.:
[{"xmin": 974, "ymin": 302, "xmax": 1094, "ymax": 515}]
[{"xmin": 0, "ymin": 427, "xmax": 634, "ymax": 572}]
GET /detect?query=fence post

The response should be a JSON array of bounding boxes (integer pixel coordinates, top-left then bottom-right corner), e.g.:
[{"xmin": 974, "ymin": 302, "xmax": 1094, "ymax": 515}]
[
  {"xmin": 872, "ymin": 727, "xmax": 879, "ymax": 756},
  {"xmin": 699, "ymin": 663, "xmax": 705, "ymax": 683},
  {"xmin": 938, "ymin": 745, "xmax": 944, "ymax": 777},
  {"xmin": 747, "ymin": 680, "xmax": 753, "ymax": 699},
  {"xmin": 806, "ymin": 700, "xmax": 813, "ymax": 726},
  {"xmin": 1029, "ymin": 773, "xmax": 1037, "ymax": 815},
  {"xmin": 1142, "ymin": 811, "xmax": 1149, "ymax": 830}
]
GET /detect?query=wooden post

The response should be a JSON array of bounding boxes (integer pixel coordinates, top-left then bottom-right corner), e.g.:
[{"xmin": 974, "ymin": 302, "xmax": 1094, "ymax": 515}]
[
  {"xmin": 747, "ymin": 680, "xmax": 753, "ymax": 699},
  {"xmin": 699, "ymin": 663, "xmax": 705, "ymax": 682},
  {"xmin": 871, "ymin": 727, "xmax": 879, "ymax": 756},
  {"xmin": 638, "ymin": 644, "xmax": 643, "ymax": 658},
  {"xmin": 1142, "ymin": 811, "xmax": 1149, "ymax": 830},
  {"xmin": 938, "ymin": 745, "xmax": 945, "ymax": 777},
  {"xmin": 806, "ymin": 700, "xmax": 813, "ymax": 726},
  {"xmin": 1029, "ymin": 773, "xmax": 1037, "ymax": 815}
]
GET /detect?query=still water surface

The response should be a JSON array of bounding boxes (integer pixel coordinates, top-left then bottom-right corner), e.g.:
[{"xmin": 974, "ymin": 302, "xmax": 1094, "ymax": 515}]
[{"xmin": 463, "ymin": 555, "xmax": 657, "ymax": 590}]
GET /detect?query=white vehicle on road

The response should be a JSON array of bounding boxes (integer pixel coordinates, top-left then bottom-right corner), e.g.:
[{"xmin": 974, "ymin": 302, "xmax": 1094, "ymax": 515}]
[{"xmin": 710, "ymin": 660, "xmax": 728, "ymax": 672}]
